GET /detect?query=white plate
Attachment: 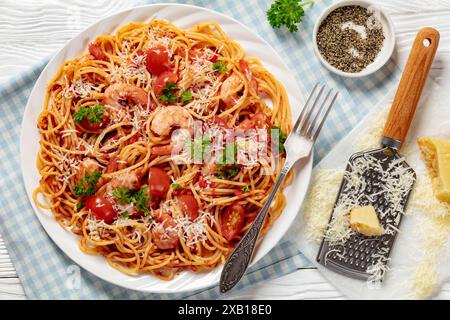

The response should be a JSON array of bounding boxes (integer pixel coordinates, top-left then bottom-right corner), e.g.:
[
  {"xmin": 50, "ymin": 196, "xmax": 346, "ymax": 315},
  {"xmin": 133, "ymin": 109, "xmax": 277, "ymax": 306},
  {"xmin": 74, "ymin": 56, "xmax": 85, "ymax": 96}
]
[{"xmin": 20, "ymin": 3, "xmax": 313, "ymax": 293}]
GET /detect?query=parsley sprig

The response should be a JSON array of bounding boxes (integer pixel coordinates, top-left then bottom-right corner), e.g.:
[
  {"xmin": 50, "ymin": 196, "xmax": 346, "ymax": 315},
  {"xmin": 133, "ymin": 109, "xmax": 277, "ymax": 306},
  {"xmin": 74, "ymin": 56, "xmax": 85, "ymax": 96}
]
[
  {"xmin": 111, "ymin": 187, "xmax": 133, "ymax": 204},
  {"xmin": 212, "ymin": 61, "xmax": 228, "ymax": 74},
  {"xmin": 73, "ymin": 105, "xmax": 105, "ymax": 124},
  {"xmin": 158, "ymin": 84, "xmax": 194, "ymax": 105},
  {"xmin": 215, "ymin": 163, "xmax": 241, "ymax": 179},
  {"xmin": 112, "ymin": 188, "xmax": 151, "ymax": 215},
  {"xmin": 158, "ymin": 83, "xmax": 178, "ymax": 103},
  {"xmin": 171, "ymin": 183, "xmax": 183, "ymax": 190},
  {"xmin": 267, "ymin": 0, "xmax": 314, "ymax": 33},
  {"xmin": 73, "ymin": 170, "xmax": 102, "ymax": 197},
  {"xmin": 180, "ymin": 90, "xmax": 193, "ymax": 104}
]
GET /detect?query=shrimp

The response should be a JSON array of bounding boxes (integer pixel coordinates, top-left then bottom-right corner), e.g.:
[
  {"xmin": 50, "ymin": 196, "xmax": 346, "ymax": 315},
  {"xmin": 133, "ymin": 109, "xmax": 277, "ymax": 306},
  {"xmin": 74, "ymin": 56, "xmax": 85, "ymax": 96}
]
[
  {"xmin": 106, "ymin": 170, "xmax": 143, "ymax": 193},
  {"xmin": 220, "ymin": 73, "xmax": 242, "ymax": 108},
  {"xmin": 104, "ymin": 156, "xmax": 126, "ymax": 174},
  {"xmin": 88, "ymin": 43, "xmax": 108, "ymax": 62},
  {"xmin": 238, "ymin": 60, "xmax": 258, "ymax": 93},
  {"xmin": 151, "ymin": 144, "xmax": 173, "ymax": 156},
  {"xmin": 237, "ymin": 112, "xmax": 269, "ymax": 130},
  {"xmin": 103, "ymin": 83, "xmax": 149, "ymax": 109},
  {"xmin": 76, "ymin": 158, "xmax": 101, "ymax": 182},
  {"xmin": 151, "ymin": 211, "xmax": 179, "ymax": 250},
  {"xmin": 220, "ymin": 61, "xmax": 258, "ymax": 109},
  {"xmin": 201, "ymin": 162, "xmax": 217, "ymax": 176},
  {"xmin": 150, "ymin": 105, "xmax": 193, "ymax": 136}
]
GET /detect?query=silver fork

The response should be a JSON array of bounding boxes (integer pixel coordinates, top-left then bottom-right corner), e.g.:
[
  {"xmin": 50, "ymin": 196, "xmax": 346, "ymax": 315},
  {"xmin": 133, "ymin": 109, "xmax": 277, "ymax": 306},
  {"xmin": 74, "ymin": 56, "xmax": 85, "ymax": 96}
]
[{"xmin": 219, "ymin": 83, "xmax": 339, "ymax": 293}]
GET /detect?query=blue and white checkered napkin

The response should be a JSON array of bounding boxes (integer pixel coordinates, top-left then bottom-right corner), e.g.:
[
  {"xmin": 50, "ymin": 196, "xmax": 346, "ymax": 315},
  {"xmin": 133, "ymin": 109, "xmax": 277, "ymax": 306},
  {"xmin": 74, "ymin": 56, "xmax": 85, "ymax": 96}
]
[{"xmin": 0, "ymin": 0, "xmax": 400, "ymax": 299}]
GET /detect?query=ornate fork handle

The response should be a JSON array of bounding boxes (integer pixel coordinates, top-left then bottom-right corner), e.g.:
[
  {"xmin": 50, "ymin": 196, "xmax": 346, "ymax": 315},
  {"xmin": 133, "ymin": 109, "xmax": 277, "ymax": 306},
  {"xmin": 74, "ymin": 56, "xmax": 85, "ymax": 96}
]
[{"xmin": 219, "ymin": 160, "xmax": 292, "ymax": 293}]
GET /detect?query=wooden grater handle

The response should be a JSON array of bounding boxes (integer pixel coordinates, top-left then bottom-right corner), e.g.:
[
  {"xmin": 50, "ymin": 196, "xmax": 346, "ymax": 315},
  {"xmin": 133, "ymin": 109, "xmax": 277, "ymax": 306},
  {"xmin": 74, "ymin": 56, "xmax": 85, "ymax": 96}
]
[{"xmin": 382, "ymin": 27, "xmax": 440, "ymax": 147}]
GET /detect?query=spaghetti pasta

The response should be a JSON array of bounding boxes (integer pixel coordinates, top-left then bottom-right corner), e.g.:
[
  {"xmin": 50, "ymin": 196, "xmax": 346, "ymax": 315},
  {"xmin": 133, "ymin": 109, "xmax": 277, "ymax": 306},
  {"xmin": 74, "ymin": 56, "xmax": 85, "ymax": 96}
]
[{"xmin": 34, "ymin": 19, "xmax": 293, "ymax": 279}]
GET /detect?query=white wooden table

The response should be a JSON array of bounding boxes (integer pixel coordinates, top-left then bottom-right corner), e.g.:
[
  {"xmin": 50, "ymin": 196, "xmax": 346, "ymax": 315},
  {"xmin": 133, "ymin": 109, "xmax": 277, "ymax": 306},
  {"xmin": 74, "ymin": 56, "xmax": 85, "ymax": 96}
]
[{"xmin": 1, "ymin": 0, "xmax": 449, "ymax": 300}]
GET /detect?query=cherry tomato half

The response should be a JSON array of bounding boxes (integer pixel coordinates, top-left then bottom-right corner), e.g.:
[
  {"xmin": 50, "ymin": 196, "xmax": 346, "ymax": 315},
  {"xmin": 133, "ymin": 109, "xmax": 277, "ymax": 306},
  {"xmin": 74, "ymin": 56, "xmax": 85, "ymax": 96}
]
[
  {"xmin": 76, "ymin": 108, "xmax": 109, "ymax": 132},
  {"xmin": 177, "ymin": 194, "xmax": 199, "ymax": 220},
  {"xmin": 88, "ymin": 43, "xmax": 108, "ymax": 61},
  {"xmin": 85, "ymin": 196, "xmax": 117, "ymax": 224},
  {"xmin": 209, "ymin": 54, "xmax": 218, "ymax": 63},
  {"xmin": 148, "ymin": 167, "xmax": 171, "ymax": 198},
  {"xmin": 145, "ymin": 46, "xmax": 171, "ymax": 76},
  {"xmin": 238, "ymin": 112, "xmax": 268, "ymax": 130},
  {"xmin": 221, "ymin": 203, "xmax": 245, "ymax": 241},
  {"xmin": 105, "ymin": 157, "xmax": 119, "ymax": 173},
  {"xmin": 154, "ymin": 71, "xmax": 178, "ymax": 96}
]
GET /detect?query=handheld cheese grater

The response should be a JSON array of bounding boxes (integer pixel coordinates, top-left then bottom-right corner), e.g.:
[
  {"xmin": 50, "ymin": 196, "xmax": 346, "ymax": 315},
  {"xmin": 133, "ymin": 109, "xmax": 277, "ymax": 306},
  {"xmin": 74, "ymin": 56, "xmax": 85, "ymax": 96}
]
[{"xmin": 317, "ymin": 28, "xmax": 440, "ymax": 280}]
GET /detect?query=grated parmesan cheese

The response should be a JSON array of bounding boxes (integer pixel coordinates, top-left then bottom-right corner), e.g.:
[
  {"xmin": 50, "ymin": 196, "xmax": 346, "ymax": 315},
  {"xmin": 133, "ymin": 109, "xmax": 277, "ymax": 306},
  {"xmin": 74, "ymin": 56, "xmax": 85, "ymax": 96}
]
[
  {"xmin": 303, "ymin": 169, "xmax": 344, "ymax": 242},
  {"xmin": 52, "ymin": 148, "xmax": 81, "ymax": 184},
  {"xmin": 367, "ymin": 248, "xmax": 390, "ymax": 287},
  {"xmin": 355, "ymin": 105, "xmax": 389, "ymax": 151},
  {"xmin": 409, "ymin": 171, "xmax": 450, "ymax": 219},
  {"xmin": 152, "ymin": 199, "xmax": 216, "ymax": 248},
  {"xmin": 413, "ymin": 260, "xmax": 440, "ymax": 299},
  {"xmin": 323, "ymin": 193, "xmax": 357, "ymax": 246},
  {"xmin": 173, "ymin": 210, "xmax": 215, "ymax": 248},
  {"xmin": 63, "ymin": 78, "xmax": 100, "ymax": 99}
]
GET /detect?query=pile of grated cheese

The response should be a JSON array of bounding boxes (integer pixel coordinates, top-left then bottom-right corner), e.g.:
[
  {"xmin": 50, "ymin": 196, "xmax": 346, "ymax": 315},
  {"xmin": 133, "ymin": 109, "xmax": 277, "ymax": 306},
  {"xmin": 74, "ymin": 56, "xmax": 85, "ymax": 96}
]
[
  {"xmin": 408, "ymin": 172, "xmax": 450, "ymax": 299},
  {"xmin": 355, "ymin": 105, "xmax": 389, "ymax": 151},
  {"xmin": 303, "ymin": 169, "xmax": 343, "ymax": 242},
  {"xmin": 409, "ymin": 172, "xmax": 450, "ymax": 219}
]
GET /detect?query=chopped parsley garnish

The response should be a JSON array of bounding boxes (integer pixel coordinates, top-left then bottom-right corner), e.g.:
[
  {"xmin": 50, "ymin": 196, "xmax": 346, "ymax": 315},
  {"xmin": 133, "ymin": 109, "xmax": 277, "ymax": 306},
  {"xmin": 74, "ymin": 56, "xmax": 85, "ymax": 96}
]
[
  {"xmin": 76, "ymin": 202, "xmax": 84, "ymax": 211},
  {"xmin": 133, "ymin": 189, "xmax": 151, "ymax": 215},
  {"xmin": 180, "ymin": 90, "xmax": 193, "ymax": 104},
  {"xmin": 212, "ymin": 61, "xmax": 228, "ymax": 74},
  {"xmin": 112, "ymin": 187, "xmax": 133, "ymax": 204},
  {"xmin": 242, "ymin": 185, "xmax": 250, "ymax": 193},
  {"xmin": 122, "ymin": 211, "xmax": 130, "ymax": 219},
  {"xmin": 272, "ymin": 126, "xmax": 287, "ymax": 153},
  {"xmin": 112, "ymin": 188, "xmax": 151, "ymax": 216},
  {"xmin": 171, "ymin": 183, "xmax": 183, "ymax": 190},
  {"xmin": 158, "ymin": 83, "xmax": 178, "ymax": 103},
  {"xmin": 267, "ymin": 0, "xmax": 314, "ymax": 33},
  {"xmin": 73, "ymin": 170, "xmax": 102, "ymax": 197},
  {"xmin": 73, "ymin": 105, "xmax": 105, "ymax": 124},
  {"xmin": 215, "ymin": 163, "xmax": 241, "ymax": 179}
]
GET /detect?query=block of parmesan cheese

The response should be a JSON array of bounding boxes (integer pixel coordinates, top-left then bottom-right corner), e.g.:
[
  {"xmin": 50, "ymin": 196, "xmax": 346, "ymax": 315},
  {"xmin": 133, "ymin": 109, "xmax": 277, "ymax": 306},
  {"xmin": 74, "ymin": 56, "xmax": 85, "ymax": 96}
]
[
  {"xmin": 418, "ymin": 137, "xmax": 450, "ymax": 204},
  {"xmin": 349, "ymin": 205, "xmax": 384, "ymax": 236}
]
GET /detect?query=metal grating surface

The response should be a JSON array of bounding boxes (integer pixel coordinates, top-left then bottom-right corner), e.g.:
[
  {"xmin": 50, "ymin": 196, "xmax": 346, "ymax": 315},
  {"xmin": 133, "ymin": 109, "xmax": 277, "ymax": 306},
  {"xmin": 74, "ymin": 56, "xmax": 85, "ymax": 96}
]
[{"xmin": 317, "ymin": 147, "xmax": 415, "ymax": 280}]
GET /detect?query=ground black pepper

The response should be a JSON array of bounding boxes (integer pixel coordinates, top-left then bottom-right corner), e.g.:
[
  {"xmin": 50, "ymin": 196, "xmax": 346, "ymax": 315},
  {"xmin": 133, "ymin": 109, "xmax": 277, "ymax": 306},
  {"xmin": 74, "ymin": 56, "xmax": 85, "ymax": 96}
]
[{"xmin": 317, "ymin": 5, "xmax": 385, "ymax": 73}]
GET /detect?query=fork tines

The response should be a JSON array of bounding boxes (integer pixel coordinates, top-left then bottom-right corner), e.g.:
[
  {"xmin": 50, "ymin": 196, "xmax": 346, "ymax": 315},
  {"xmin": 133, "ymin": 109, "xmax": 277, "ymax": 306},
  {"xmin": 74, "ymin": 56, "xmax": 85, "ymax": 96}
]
[{"xmin": 293, "ymin": 83, "xmax": 339, "ymax": 142}]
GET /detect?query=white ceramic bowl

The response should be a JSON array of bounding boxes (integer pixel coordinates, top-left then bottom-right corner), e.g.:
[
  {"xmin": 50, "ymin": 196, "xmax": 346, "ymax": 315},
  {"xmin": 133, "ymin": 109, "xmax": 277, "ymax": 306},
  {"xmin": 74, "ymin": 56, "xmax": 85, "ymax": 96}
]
[{"xmin": 312, "ymin": 0, "xmax": 395, "ymax": 78}]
